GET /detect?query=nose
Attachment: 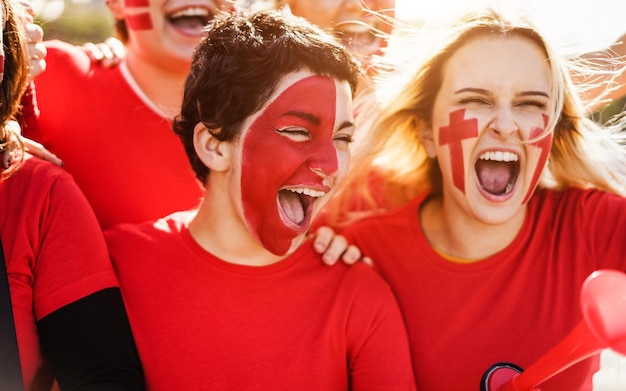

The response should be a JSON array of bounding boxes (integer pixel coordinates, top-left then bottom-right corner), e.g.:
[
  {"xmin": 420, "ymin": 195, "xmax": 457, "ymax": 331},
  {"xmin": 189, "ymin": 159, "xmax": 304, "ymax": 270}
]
[
  {"xmin": 308, "ymin": 141, "xmax": 339, "ymax": 179},
  {"xmin": 489, "ymin": 106, "xmax": 519, "ymax": 140}
]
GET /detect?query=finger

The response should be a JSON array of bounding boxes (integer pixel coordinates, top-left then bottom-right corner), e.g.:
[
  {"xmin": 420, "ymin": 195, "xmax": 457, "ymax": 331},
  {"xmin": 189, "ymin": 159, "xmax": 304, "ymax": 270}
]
[
  {"xmin": 24, "ymin": 23, "xmax": 43, "ymax": 43},
  {"xmin": 320, "ymin": 235, "xmax": 349, "ymax": 266},
  {"xmin": 24, "ymin": 23, "xmax": 44, "ymax": 43},
  {"xmin": 340, "ymin": 245, "xmax": 363, "ymax": 265},
  {"xmin": 105, "ymin": 37, "xmax": 126, "ymax": 59},
  {"xmin": 361, "ymin": 256, "xmax": 374, "ymax": 267},
  {"xmin": 81, "ymin": 42, "xmax": 104, "ymax": 61},
  {"xmin": 312, "ymin": 226, "xmax": 334, "ymax": 254},
  {"xmin": 22, "ymin": 137, "xmax": 63, "ymax": 166},
  {"xmin": 25, "ymin": 23, "xmax": 47, "ymax": 80},
  {"xmin": 28, "ymin": 41, "xmax": 47, "ymax": 59},
  {"xmin": 27, "ymin": 42, "xmax": 48, "ymax": 78},
  {"xmin": 28, "ymin": 56, "xmax": 47, "ymax": 80},
  {"xmin": 96, "ymin": 43, "xmax": 123, "ymax": 68},
  {"xmin": 95, "ymin": 43, "xmax": 115, "ymax": 61}
]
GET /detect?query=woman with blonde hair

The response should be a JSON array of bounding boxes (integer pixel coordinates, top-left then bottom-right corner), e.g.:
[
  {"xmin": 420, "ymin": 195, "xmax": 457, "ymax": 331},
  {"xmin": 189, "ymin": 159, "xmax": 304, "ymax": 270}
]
[{"xmin": 336, "ymin": 8, "xmax": 626, "ymax": 390}]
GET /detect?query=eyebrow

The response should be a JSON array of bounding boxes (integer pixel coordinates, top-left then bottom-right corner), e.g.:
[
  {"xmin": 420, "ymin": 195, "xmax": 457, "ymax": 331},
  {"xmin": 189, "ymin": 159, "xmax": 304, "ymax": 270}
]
[
  {"xmin": 283, "ymin": 111, "xmax": 321, "ymax": 126},
  {"xmin": 283, "ymin": 111, "xmax": 355, "ymax": 131},
  {"xmin": 454, "ymin": 87, "xmax": 550, "ymax": 98},
  {"xmin": 338, "ymin": 120, "xmax": 355, "ymax": 130}
]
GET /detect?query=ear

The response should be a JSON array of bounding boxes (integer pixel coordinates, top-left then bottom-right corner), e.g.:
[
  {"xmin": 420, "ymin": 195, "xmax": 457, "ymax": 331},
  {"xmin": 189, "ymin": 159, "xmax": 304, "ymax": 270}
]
[
  {"xmin": 193, "ymin": 123, "xmax": 232, "ymax": 172},
  {"xmin": 420, "ymin": 122, "xmax": 437, "ymax": 159},
  {"xmin": 106, "ymin": 0, "xmax": 126, "ymax": 20}
]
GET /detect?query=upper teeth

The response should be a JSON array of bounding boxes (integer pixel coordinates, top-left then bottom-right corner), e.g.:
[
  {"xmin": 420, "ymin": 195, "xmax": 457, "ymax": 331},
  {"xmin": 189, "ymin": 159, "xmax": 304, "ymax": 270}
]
[
  {"xmin": 336, "ymin": 22, "xmax": 373, "ymax": 34},
  {"xmin": 170, "ymin": 7, "xmax": 209, "ymax": 18},
  {"xmin": 479, "ymin": 151, "xmax": 518, "ymax": 162},
  {"xmin": 287, "ymin": 188, "xmax": 326, "ymax": 198}
]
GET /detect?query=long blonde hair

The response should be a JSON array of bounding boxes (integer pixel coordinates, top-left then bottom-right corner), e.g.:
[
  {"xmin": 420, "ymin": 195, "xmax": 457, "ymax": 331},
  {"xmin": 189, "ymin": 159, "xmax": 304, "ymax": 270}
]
[{"xmin": 326, "ymin": 8, "xmax": 626, "ymax": 227}]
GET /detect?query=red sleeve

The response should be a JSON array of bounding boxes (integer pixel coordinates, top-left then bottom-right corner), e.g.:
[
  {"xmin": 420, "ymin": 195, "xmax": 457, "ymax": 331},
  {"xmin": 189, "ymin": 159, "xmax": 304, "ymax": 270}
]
[
  {"xmin": 30, "ymin": 161, "xmax": 119, "ymax": 319},
  {"xmin": 345, "ymin": 265, "xmax": 417, "ymax": 390},
  {"xmin": 575, "ymin": 190, "xmax": 626, "ymax": 271}
]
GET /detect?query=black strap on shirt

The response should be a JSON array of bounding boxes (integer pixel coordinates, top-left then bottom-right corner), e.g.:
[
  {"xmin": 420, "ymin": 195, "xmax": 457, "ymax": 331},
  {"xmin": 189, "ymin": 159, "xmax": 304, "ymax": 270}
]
[{"xmin": 0, "ymin": 238, "xmax": 25, "ymax": 390}]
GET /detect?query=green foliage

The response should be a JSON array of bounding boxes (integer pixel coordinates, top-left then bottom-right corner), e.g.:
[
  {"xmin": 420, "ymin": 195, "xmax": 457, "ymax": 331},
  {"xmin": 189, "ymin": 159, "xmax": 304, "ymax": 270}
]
[{"xmin": 36, "ymin": 3, "xmax": 114, "ymax": 45}]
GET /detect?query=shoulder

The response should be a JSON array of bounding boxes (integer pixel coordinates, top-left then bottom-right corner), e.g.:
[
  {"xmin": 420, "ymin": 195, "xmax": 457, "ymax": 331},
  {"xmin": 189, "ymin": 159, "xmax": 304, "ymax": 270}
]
[
  {"xmin": 104, "ymin": 211, "xmax": 190, "ymax": 252},
  {"xmin": 43, "ymin": 39, "xmax": 91, "ymax": 69},
  {"xmin": 38, "ymin": 40, "xmax": 106, "ymax": 87},
  {"xmin": 0, "ymin": 155, "xmax": 89, "ymax": 239},
  {"xmin": 531, "ymin": 186, "xmax": 626, "ymax": 214},
  {"xmin": 328, "ymin": 261, "xmax": 398, "ymax": 305},
  {"xmin": 291, "ymin": 245, "xmax": 394, "ymax": 297},
  {"xmin": 342, "ymin": 193, "xmax": 426, "ymax": 236},
  {"xmin": 8, "ymin": 154, "xmax": 76, "ymax": 194}
]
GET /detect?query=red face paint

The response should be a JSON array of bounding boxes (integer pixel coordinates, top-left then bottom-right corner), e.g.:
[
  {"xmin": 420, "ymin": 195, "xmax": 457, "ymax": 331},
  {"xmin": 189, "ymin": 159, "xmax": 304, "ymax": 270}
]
[
  {"xmin": 124, "ymin": 0, "xmax": 149, "ymax": 6},
  {"xmin": 127, "ymin": 13, "xmax": 154, "ymax": 30},
  {"xmin": 522, "ymin": 114, "xmax": 552, "ymax": 203},
  {"xmin": 438, "ymin": 109, "xmax": 478, "ymax": 193},
  {"xmin": 124, "ymin": 0, "xmax": 153, "ymax": 30},
  {"xmin": 241, "ymin": 76, "xmax": 338, "ymax": 255}
]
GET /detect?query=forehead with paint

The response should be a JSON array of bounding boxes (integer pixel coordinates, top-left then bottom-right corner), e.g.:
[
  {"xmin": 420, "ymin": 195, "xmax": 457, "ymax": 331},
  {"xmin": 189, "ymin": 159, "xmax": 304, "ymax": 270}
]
[
  {"xmin": 238, "ymin": 71, "xmax": 354, "ymax": 256},
  {"xmin": 430, "ymin": 33, "xmax": 553, "ymax": 220}
]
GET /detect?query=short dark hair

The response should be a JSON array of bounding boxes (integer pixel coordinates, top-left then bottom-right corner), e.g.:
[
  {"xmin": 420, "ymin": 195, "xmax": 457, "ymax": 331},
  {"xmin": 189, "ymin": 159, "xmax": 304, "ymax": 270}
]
[{"xmin": 173, "ymin": 10, "xmax": 362, "ymax": 183}]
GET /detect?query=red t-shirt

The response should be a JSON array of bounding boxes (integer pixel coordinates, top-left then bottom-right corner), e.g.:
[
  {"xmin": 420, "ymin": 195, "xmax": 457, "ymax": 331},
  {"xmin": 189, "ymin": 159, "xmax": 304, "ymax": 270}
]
[
  {"xmin": 342, "ymin": 187, "xmax": 626, "ymax": 391},
  {"xmin": 27, "ymin": 40, "xmax": 203, "ymax": 229},
  {"xmin": 105, "ymin": 212, "xmax": 417, "ymax": 390},
  {"xmin": 0, "ymin": 155, "xmax": 119, "ymax": 387}
]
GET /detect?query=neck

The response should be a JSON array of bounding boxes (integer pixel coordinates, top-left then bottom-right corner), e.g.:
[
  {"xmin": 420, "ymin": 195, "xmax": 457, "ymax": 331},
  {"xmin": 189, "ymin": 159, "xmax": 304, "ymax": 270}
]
[
  {"xmin": 124, "ymin": 51, "xmax": 190, "ymax": 119},
  {"xmin": 188, "ymin": 190, "xmax": 287, "ymax": 267},
  {"xmin": 420, "ymin": 195, "xmax": 527, "ymax": 261}
]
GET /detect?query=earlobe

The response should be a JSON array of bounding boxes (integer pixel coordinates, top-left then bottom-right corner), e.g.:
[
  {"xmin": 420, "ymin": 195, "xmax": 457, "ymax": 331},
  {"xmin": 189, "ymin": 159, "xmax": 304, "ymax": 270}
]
[{"xmin": 193, "ymin": 123, "xmax": 230, "ymax": 172}]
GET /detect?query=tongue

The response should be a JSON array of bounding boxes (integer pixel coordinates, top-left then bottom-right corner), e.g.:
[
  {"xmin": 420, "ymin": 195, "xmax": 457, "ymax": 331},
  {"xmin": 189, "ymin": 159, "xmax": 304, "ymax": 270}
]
[
  {"xmin": 170, "ymin": 17, "xmax": 208, "ymax": 35},
  {"xmin": 476, "ymin": 160, "xmax": 512, "ymax": 195},
  {"xmin": 278, "ymin": 190, "xmax": 305, "ymax": 225}
]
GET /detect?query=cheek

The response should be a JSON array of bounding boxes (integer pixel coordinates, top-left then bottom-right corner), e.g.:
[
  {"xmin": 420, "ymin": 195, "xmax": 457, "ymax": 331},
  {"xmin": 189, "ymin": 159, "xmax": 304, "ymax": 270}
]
[
  {"xmin": 336, "ymin": 150, "xmax": 351, "ymax": 180},
  {"xmin": 437, "ymin": 109, "xmax": 479, "ymax": 193},
  {"xmin": 124, "ymin": 0, "xmax": 154, "ymax": 30},
  {"xmin": 522, "ymin": 114, "xmax": 552, "ymax": 203}
]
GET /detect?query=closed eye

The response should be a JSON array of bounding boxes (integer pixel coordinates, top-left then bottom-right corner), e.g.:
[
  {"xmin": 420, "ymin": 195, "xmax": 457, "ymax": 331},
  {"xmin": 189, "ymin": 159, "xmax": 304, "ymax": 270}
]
[
  {"xmin": 333, "ymin": 134, "xmax": 354, "ymax": 150},
  {"xmin": 334, "ymin": 134, "xmax": 353, "ymax": 143},
  {"xmin": 457, "ymin": 97, "xmax": 491, "ymax": 106},
  {"xmin": 274, "ymin": 127, "xmax": 311, "ymax": 141},
  {"xmin": 515, "ymin": 100, "xmax": 547, "ymax": 109}
]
